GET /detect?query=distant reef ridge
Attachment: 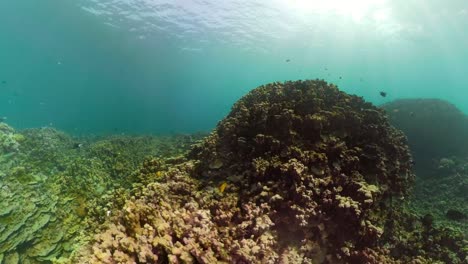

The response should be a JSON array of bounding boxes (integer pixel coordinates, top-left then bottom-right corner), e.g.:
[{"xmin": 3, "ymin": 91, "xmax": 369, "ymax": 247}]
[{"xmin": 382, "ymin": 98, "xmax": 468, "ymax": 176}]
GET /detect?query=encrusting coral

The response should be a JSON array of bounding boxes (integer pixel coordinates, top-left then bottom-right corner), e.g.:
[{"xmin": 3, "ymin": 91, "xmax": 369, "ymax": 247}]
[{"xmin": 72, "ymin": 80, "xmax": 465, "ymax": 263}]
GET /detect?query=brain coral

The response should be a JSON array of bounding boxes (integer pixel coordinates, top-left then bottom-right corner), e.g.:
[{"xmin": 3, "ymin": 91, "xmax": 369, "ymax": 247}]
[{"xmin": 78, "ymin": 80, "xmax": 425, "ymax": 263}]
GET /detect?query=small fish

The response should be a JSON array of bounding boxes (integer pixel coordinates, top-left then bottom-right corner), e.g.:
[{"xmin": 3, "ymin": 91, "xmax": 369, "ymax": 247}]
[
  {"xmin": 409, "ymin": 112, "xmax": 415, "ymax": 117},
  {"xmin": 324, "ymin": 67, "xmax": 328, "ymax": 71},
  {"xmin": 218, "ymin": 182, "xmax": 228, "ymax": 193},
  {"xmin": 0, "ymin": 116, "xmax": 7, "ymax": 122},
  {"xmin": 72, "ymin": 143, "xmax": 84, "ymax": 149},
  {"xmin": 421, "ymin": 213, "xmax": 434, "ymax": 227},
  {"xmin": 339, "ymin": 76, "xmax": 342, "ymax": 79},
  {"xmin": 285, "ymin": 59, "xmax": 290, "ymax": 62},
  {"xmin": 379, "ymin": 91, "xmax": 387, "ymax": 97},
  {"xmin": 1, "ymin": 80, "xmax": 6, "ymax": 85}
]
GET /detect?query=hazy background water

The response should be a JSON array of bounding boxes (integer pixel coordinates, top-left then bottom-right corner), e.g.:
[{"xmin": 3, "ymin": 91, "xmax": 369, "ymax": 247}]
[{"xmin": 1, "ymin": 0, "xmax": 467, "ymax": 135}]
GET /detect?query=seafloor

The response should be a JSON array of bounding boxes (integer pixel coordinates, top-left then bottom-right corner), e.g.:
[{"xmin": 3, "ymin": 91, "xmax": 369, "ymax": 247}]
[{"xmin": 0, "ymin": 80, "xmax": 466, "ymax": 264}]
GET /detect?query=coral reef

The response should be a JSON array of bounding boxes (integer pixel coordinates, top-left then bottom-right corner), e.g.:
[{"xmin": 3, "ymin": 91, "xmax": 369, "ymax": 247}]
[
  {"xmin": 2, "ymin": 81, "xmax": 467, "ymax": 264},
  {"xmin": 0, "ymin": 122, "xmax": 22, "ymax": 155},
  {"xmin": 0, "ymin": 125, "xmax": 203, "ymax": 264},
  {"xmin": 0, "ymin": 175, "xmax": 70, "ymax": 263},
  {"xmin": 382, "ymin": 98, "xmax": 468, "ymax": 176},
  {"xmin": 73, "ymin": 80, "xmax": 466, "ymax": 263},
  {"xmin": 383, "ymin": 99, "xmax": 468, "ymax": 242},
  {"xmin": 409, "ymin": 155, "xmax": 468, "ymax": 235},
  {"xmin": 189, "ymin": 80, "xmax": 415, "ymax": 261}
]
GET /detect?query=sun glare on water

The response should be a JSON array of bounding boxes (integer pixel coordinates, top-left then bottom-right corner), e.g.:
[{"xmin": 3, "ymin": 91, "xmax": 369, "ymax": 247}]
[{"xmin": 288, "ymin": 0, "xmax": 388, "ymax": 22}]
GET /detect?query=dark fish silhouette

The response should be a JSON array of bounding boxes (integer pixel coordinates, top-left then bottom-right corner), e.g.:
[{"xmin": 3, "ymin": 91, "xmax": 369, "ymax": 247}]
[
  {"xmin": 339, "ymin": 76, "xmax": 342, "ymax": 79},
  {"xmin": 446, "ymin": 209, "xmax": 466, "ymax": 221},
  {"xmin": 379, "ymin": 91, "xmax": 387, "ymax": 97},
  {"xmin": 285, "ymin": 59, "xmax": 290, "ymax": 62},
  {"xmin": 72, "ymin": 143, "xmax": 84, "ymax": 149},
  {"xmin": 421, "ymin": 213, "xmax": 434, "ymax": 227},
  {"xmin": 1, "ymin": 80, "xmax": 6, "ymax": 85}
]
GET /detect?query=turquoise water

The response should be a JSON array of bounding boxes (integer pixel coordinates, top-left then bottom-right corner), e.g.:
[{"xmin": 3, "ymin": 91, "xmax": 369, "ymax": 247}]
[{"xmin": 1, "ymin": 0, "xmax": 468, "ymax": 134}]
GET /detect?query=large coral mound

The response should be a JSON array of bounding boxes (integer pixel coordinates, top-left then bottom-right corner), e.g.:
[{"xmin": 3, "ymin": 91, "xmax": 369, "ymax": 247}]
[
  {"xmin": 76, "ymin": 80, "xmax": 466, "ymax": 263},
  {"xmin": 193, "ymin": 79, "xmax": 413, "ymax": 197},
  {"xmin": 191, "ymin": 80, "xmax": 415, "ymax": 261},
  {"xmin": 382, "ymin": 98, "xmax": 468, "ymax": 176}
]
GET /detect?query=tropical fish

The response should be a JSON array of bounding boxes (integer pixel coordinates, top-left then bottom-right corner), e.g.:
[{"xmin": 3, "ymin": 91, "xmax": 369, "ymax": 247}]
[{"xmin": 218, "ymin": 182, "xmax": 228, "ymax": 193}]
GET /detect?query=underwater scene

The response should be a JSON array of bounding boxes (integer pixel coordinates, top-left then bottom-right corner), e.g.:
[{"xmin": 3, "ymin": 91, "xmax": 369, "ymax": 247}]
[{"xmin": 0, "ymin": 1, "xmax": 467, "ymax": 263}]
